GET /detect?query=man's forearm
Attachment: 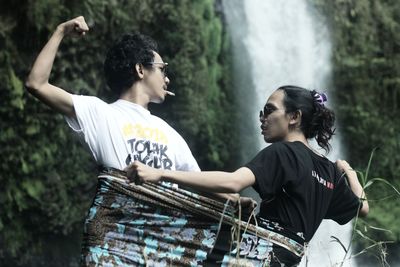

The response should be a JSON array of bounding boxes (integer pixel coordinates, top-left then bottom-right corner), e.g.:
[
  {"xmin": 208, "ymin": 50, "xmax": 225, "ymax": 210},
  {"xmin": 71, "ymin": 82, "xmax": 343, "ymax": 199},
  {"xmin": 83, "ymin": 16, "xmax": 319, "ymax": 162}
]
[{"xmin": 25, "ymin": 17, "xmax": 90, "ymax": 116}]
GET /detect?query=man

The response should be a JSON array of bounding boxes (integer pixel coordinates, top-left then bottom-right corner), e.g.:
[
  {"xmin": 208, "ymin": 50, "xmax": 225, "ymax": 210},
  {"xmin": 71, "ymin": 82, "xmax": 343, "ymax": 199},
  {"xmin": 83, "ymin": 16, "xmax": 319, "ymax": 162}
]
[
  {"xmin": 26, "ymin": 16, "xmax": 234, "ymax": 265},
  {"xmin": 26, "ymin": 16, "xmax": 198, "ymax": 172}
]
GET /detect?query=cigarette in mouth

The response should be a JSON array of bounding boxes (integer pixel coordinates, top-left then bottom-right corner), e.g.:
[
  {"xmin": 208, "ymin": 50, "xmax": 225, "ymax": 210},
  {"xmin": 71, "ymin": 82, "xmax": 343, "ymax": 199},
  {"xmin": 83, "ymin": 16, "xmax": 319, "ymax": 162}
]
[{"xmin": 165, "ymin": 91, "xmax": 175, "ymax": 96}]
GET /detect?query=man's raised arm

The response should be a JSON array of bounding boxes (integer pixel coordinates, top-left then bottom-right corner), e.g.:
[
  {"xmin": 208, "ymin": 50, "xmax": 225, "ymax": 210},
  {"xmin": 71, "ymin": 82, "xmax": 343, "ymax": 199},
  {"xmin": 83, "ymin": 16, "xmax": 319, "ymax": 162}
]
[{"xmin": 25, "ymin": 16, "xmax": 89, "ymax": 117}]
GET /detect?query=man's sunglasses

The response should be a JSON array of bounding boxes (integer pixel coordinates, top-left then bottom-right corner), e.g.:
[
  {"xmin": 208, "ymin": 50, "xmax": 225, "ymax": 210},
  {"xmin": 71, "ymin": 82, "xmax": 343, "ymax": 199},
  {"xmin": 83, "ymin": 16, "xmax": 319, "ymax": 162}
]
[{"xmin": 143, "ymin": 62, "xmax": 168, "ymax": 77}]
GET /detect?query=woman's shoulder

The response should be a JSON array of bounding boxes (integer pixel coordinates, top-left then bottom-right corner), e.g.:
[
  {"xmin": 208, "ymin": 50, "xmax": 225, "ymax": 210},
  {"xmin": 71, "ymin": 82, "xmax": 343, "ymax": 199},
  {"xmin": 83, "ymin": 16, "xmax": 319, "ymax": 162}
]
[
  {"xmin": 265, "ymin": 141, "xmax": 324, "ymax": 166},
  {"xmin": 258, "ymin": 142, "xmax": 300, "ymax": 161},
  {"xmin": 265, "ymin": 141, "xmax": 303, "ymax": 153}
]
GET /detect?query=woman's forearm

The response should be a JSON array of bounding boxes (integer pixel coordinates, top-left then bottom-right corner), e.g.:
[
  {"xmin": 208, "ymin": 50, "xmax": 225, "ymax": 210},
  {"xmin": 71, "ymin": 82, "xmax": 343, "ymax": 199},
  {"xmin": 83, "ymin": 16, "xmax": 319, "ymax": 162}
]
[
  {"xmin": 132, "ymin": 162, "xmax": 255, "ymax": 194},
  {"xmin": 336, "ymin": 160, "xmax": 369, "ymax": 217},
  {"xmin": 345, "ymin": 168, "xmax": 369, "ymax": 216},
  {"xmin": 162, "ymin": 170, "xmax": 243, "ymax": 193}
]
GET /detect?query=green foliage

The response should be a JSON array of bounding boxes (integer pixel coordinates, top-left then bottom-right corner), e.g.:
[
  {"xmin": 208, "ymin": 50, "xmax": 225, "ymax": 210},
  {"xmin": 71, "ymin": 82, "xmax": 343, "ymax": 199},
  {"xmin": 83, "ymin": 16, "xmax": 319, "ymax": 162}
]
[
  {"xmin": 0, "ymin": 0, "xmax": 237, "ymax": 265},
  {"xmin": 311, "ymin": 0, "xmax": 400, "ymax": 262},
  {"xmin": 327, "ymin": 149, "xmax": 399, "ymax": 266}
]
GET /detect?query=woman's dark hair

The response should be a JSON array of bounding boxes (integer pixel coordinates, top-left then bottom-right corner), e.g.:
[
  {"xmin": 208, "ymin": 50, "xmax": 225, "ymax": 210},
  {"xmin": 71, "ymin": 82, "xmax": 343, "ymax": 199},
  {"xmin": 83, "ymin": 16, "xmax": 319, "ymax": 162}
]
[
  {"xmin": 277, "ymin": 85, "xmax": 335, "ymax": 153},
  {"xmin": 104, "ymin": 33, "xmax": 158, "ymax": 96}
]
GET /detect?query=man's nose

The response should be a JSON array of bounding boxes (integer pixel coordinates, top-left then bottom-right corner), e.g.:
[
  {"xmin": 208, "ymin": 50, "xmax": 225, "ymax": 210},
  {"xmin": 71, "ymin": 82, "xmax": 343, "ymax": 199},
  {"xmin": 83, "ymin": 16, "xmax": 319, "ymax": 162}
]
[{"xmin": 165, "ymin": 76, "xmax": 170, "ymax": 85}]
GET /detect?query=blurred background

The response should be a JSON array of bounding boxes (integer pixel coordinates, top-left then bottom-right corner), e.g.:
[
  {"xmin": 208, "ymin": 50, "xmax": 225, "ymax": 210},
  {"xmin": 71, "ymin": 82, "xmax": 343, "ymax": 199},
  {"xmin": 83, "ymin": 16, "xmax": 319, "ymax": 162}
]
[{"xmin": 0, "ymin": 0, "xmax": 399, "ymax": 266}]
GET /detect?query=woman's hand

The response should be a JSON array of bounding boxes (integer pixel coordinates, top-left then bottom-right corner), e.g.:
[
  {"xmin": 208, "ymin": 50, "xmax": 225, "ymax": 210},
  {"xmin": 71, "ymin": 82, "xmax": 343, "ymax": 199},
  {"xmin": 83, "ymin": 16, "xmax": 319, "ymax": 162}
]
[
  {"xmin": 57, "ymin": 16, "xmax": 89, "ymax": 37},
  {"xmin": 239, "ymin": 196, "xmax": 258, "ymax": 212},
  {"xmin": 124, "ymin": 161, "xmax": 164, "ymax": 184}
]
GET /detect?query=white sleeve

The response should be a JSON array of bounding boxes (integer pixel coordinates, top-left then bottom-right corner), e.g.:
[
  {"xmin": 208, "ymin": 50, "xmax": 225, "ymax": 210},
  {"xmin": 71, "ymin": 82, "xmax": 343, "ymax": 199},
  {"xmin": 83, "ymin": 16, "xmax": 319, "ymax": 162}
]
[
  {"xmin": 64, "ymin": 95, "xmax": 105, "ymax": 161},
  {"xmin": 174, "ymin": 134, "xmax": 201, "ymax": 172}
]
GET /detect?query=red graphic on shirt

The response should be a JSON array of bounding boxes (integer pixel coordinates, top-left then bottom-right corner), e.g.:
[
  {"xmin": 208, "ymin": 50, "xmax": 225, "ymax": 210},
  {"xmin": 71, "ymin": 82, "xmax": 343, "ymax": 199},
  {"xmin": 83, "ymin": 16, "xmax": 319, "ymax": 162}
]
[{"xmin": 311, "ymin": 170, "xmax": 334, "ymax": 190}]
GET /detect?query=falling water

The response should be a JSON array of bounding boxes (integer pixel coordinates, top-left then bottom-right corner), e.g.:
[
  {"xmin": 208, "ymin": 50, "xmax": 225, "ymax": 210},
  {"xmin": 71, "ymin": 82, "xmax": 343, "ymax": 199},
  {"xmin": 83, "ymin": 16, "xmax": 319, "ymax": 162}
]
[{"xmin": 222, "ymin": 0, "xmax": 356, "ymax": 266}]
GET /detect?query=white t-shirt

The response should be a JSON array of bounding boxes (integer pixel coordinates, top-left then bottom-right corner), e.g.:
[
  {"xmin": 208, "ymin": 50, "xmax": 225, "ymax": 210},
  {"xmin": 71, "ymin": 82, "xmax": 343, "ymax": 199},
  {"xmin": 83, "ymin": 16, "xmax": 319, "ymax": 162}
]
[{"xmin": 65, "ymin": 95, "xmax": 200, "ymax": 171}]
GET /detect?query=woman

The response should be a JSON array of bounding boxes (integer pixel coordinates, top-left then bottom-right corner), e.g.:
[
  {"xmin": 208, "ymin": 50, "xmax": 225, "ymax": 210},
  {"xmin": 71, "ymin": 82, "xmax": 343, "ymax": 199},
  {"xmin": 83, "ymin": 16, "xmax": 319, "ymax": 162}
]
[{"xmin": 128, "ymin": 85, "xmax": 369, "ymax": 266}]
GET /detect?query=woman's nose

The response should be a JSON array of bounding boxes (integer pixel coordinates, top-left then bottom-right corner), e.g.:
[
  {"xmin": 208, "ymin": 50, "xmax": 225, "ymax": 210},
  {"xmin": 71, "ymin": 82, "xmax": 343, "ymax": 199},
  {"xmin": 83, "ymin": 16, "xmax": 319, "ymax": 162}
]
[{"xmin": 259, "ymin": 111, "xmax": 265, "ymax": 122}]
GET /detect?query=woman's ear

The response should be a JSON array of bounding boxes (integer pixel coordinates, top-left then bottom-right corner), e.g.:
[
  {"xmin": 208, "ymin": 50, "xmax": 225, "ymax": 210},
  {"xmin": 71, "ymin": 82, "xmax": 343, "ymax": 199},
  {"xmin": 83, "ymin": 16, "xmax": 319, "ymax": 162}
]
[
  {"xmin": 289, "ymin": 110, "xmax": 302, "ymax": 127},
  {"xmin": 134, "ymin": 63, "xmax": 144, "ymax": 79}
]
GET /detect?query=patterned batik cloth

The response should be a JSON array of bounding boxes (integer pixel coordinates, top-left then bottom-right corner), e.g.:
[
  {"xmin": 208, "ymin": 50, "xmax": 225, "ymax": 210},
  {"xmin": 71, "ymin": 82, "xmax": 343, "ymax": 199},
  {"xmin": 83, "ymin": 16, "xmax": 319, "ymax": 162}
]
[{"xmin": 81, "ymin": 174, "xmax": 304, "ymax": 267}]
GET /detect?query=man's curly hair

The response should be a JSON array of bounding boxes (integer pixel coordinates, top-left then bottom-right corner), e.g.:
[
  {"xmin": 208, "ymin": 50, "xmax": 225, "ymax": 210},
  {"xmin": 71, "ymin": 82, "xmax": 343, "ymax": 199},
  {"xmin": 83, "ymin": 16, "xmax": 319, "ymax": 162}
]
[{"xmin": 104, "ymin": 33, "xmax": 159, "ymax": 96}]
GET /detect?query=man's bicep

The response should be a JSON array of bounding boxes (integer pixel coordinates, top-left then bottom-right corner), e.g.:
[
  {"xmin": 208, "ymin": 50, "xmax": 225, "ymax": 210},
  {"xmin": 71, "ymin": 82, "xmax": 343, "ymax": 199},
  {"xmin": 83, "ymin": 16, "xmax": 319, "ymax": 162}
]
[{"xmin": 29, "ymin": 83, "xmax": 75, "ymax": 117}]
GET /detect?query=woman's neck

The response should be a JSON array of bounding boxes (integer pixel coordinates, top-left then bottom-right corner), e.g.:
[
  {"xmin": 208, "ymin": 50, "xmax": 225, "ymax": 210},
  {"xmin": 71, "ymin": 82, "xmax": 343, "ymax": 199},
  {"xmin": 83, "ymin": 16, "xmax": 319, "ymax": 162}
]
[
  {"xmin": 285, "ymin": 132, "xmax": 325, "ymax": 157},
  {"xmin": 285, "ymin": 131, "xmax": 308, "ymax": 146}
]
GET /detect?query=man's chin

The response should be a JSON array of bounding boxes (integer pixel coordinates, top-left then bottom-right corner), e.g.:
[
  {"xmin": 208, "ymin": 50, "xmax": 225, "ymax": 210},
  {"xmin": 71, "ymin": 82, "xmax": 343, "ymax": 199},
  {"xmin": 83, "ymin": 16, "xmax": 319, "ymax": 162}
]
[{"xmin": 151, "ymin": 96, "xmax": 165, "ymax": 104}]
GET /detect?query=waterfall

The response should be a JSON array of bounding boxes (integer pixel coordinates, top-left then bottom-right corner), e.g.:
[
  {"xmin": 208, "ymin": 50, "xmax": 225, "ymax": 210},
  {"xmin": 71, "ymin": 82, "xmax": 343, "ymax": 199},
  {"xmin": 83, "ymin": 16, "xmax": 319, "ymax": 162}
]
[{"xmin": 222, "ymin": 0, "xmax": 356, "ymax": 266}]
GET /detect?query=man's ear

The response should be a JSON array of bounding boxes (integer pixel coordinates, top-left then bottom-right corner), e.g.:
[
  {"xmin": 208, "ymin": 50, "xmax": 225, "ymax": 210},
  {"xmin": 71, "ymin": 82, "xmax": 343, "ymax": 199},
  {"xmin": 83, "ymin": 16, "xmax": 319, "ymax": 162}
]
[
  {"xmin": 134, "ymin": 63, "xmax": 144, "ymax": 79},
  {"xmin": 289, "ymin": 110, "xmax": 302, "ymax": 127}
]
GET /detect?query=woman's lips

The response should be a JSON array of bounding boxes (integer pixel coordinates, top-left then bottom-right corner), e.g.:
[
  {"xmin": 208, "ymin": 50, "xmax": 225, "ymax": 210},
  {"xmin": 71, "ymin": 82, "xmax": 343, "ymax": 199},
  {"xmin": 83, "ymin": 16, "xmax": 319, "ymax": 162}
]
[{"xmin": 261, "ymin": 124, "xmax": 268, "ymax": 135}]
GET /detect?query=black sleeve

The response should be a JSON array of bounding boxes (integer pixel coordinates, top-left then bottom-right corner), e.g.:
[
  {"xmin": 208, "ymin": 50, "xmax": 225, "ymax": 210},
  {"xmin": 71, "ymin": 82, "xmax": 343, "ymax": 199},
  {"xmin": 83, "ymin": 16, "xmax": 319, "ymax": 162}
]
[
  {"xmin": 245, "ymin": 143, "xmax": 295, "ymax": 199},
  {"xmin": 325, "ymin": 171, "xmax": 362, "ymax": 224}
]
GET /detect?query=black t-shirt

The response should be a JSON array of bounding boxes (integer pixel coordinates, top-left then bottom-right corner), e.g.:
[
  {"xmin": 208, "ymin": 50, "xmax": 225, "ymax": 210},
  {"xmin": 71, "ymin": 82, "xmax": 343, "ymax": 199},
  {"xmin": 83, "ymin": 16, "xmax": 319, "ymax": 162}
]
[{"xmin": 245, "ymin": 141, "xmax": 361, "ymax": 242}]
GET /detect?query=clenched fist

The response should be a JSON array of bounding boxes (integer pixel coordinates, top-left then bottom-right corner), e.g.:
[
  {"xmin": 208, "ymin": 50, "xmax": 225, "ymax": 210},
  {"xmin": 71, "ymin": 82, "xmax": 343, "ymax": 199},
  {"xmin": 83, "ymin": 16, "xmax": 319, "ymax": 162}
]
[{"xmin": 57, "ymin": 16, "xmax": 89, "ymax": 37}]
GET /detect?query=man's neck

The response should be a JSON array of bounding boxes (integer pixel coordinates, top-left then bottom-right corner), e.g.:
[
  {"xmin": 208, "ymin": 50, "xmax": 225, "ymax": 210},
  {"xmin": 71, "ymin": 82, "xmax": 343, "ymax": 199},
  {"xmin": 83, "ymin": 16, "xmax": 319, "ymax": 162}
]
[{"xmin": 120, "ymin": 85, "xmax": 150, "ymax": 109}]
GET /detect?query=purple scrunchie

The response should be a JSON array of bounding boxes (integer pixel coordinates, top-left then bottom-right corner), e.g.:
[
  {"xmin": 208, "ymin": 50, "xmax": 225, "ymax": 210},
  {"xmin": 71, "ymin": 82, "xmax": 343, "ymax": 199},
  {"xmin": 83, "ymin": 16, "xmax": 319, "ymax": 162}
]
[{"xmin": 314, "ymin": 92, "xmax": 328, "ymax": 105}]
